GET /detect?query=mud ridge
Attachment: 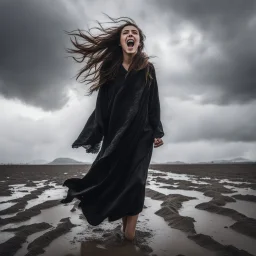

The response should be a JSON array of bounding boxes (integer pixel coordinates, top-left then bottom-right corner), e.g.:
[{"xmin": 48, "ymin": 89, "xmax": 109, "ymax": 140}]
[
  {"xmin": 146, "ymin": 189, "xmax": 197, "ymax": 234},
  {"xmin": 0, "ymin": 222, "xmax": 52, "ymax": 256},
  {"xmin": 0, "ymin": 185, "xmax": 54, "ymax": 215},
  {"xmin": 151, "ymin": 172, "xmax": 168, "ymax": 177},
  {"xmin": 203, "ymin": 190, "xmax": 236, "ymax": 206},
  {"xmin": 195, "ymin": 202, "xmax": 247, "ymax": 221},
  {"xmin": 156, "ymin": 194, "xmax": 197, "ymax": 234},
  {"xmin": 0, "ymin": 200, "xmax": 60, "ymax": 227},
  {"xmin": 153, "ymin": 177, "xmax": 236, "ymax": 194},
  {"xmin": 188, "ymin": 234, "xmax": 253, "ymax": 256},
  {"xmin": 232, "ymin": 194, "xmax": 256, "ymax": 202},
  {"xmin": 0, "ymin": 184, "xmax": 12, "ymax": 197},
  {"xmin": 195, "ymin": 201, "xmax": 256, "ymax": 239},
  {"xmin": 230, "ymin": 218, "xmax": 256, "ymax": 239},
  {"xmin": 145, "ymin": 188, "xmax": 167, "ymax": 201},
  {"xmin": 25, "ymin": 217, "xmax": 76, "ymax": 256},
  {"xmin": 219, "ymin": 182, "xmax": 256, "ymax": 190}
]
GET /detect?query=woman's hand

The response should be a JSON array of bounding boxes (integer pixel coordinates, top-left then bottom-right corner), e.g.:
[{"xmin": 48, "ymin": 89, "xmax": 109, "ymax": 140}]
[{"xmin": 154, "ymin": 138, "xmax": 164, "ymax": 148}]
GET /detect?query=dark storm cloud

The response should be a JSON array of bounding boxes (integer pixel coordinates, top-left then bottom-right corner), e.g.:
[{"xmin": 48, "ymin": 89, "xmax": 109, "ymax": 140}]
[
  {"xmin": 153, "ymin": 0, "xmax": 256, "ymax": 105},
  {"xmin": 171, "ymin": 106, "xmax": 256, "ymax": 143},
  {"xmin": 0, "ymin": 0, "xmax": 82, "ymax": 110}
]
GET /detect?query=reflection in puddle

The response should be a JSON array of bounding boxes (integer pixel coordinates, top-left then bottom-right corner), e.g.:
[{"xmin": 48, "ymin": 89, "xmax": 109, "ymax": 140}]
[
  {"xmin": 80, "ymin": 240, "xmax": 145, "ymax": 256},
  {"xmin": 45, "ymin": 237, "xmax": 146, "ymax": 256}
]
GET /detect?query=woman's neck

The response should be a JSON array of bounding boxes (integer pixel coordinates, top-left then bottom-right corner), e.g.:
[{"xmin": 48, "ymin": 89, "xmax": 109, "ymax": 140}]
[{"xmin": 122, "ymin": 52, "xmax": 136, "ymax": 66}]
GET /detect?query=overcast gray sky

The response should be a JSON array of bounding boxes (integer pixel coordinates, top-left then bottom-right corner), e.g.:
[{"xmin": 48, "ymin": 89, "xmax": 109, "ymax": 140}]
[{"xmin": 0, "ymin": 0, "xmax": 255, "ymax": 163}]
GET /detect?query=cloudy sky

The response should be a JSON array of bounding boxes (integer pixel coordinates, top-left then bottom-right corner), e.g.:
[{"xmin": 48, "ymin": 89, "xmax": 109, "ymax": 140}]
[{"xmin": 1, "ymin": 0, "xmax": 256, "ymax": 164}]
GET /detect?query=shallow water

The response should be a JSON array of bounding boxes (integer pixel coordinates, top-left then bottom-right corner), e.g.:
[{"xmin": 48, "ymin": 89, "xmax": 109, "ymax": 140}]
[
  {"xmin": 141, "ymin": 197, "xmax": 216, "ymax": 256},
  {"xmin": 223, "ymin": 185, "xmax": 256, "ymax": 196},
  {"xmin": 225, "ymin": 199, "xmax": 256, "ymax": 219},
  {"xmin": 148, "ymin": 169, "xmax": 256, "ymax": 255},
  {"xmin": 0, "ymin": 168, "xmax": 255, "ymax": 256}
]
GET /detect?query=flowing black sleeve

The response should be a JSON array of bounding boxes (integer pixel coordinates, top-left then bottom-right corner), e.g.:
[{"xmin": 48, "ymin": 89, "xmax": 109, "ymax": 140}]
[
  {"xmin": 71, "ymin": 62, "xmax": 108, "ymax": 153},
  {"xmin": 148, "ymin": 64, "xmax": 165, "ymax": 139},
  {"xmin": 71, "ymin": 86, "xmax": 105, "ymax": 153}
]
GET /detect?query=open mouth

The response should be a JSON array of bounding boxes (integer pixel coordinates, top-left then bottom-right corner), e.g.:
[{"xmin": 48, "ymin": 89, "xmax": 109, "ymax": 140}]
[{"xmin": 126, "ymin": 39, "xmax": 135, "ymax": 48}]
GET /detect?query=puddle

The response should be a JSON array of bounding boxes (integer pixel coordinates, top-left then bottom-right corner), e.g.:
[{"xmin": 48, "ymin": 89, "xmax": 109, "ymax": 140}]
[
  {"xmin": 14, "ymin": 229, "xmax": 54, "ymax": 256},
  {"xmin": 45, "ymin": 237, "xmax": 147, "ymax": 256},
  {"xmin": 33, "ymin": 180, "xmax": 48, "ymax": 183},
  {"xmin": 149, "ymin": 169, "xmax": 196, "ymax": 181},
  {"xmin": 0, "ymin": 231, "xmax": 15, "ymax": 244},
  {"xmin": 148, "ymin": 171, "xmax": 256, "ymax": 255},
  {"xmin": 0, "ymin": 202, "xmax": 16, "ymax": 211},
  {"xmin": 0, "ymin": 184, "xmax": 67, "ymax": 231},
  {"xmin": 147, "ymin": 183, "xmax": 203, "ymax": 199},
  {"xmin": 25, "ymin": 184, "xmax": 64, "ymax": 209},
  {"xmin": 219, "ymin": 179, "xmax": 252, "ymax": 185},
  {"xmin": 0, "ymin": 184, "xmax": 39, "ymax": 202},
  {"xmin": 141, "ymin": 197, "xmax": 215, "ymax": 256},
  {"xmin": 148, "ymin": 169, "xmax": 210, "ymax": 185},
  {"xmin": 0, "ymin": 212, "xmax": 17, "ymax": 219},
  {"xmin": 179, "ymin": 198, "xmax": 256, "ymax": 255},
  {"xmin": 20, "ymin": 201, "xmax": 74, "ymax": 228},
  {"xmin": 225, "ymin": 199, "xmax": 256, "ymax": 219},
  {"xmin": 14, "ymin": 202, "xmax": 86, "ymax": 256},
  {"xmin": 224, "ymin": 186, "xmax": 256, "ymax": 196},
  {"xmin": 190, "ymin": 180, "xmax": 210, "ymax": 185}
]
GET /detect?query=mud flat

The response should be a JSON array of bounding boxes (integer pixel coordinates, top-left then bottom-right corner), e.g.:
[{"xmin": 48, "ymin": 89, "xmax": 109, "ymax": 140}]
[{"xmin": 0, "ymin": 164, "xmax": 255, "ymax": 256}]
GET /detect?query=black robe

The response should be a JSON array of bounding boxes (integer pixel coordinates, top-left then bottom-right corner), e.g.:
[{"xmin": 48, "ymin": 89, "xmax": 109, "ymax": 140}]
[{"xmin": 60, "ymin": 62, "xmax": 164, "ymax": 226}]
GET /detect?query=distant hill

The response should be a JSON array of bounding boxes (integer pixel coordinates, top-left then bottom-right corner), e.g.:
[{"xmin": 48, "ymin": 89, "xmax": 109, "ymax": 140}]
[
  {"xmin": 47, "ymin": 157, "xmax": 90, "ymax": 165},
  {"xmin": 210, "ymin": 157, "xmax": 253, "ymax": 164},
  {"xmin": 159, "ymin": 157, "xmax": 255, "ymax": 165},
  {"xmin": 165, "ymin": 161, "xmax": 187, "ymax": 164},
  {"xmin": 231, "ymin": 157, "xmax": 253, "ymax": 162},
  {"xmin": 151, "ymin": 161, "xmax": 187, "ymax": 165}
]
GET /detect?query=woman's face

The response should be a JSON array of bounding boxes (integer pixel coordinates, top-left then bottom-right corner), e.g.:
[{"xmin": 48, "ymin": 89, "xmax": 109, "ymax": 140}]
[{"xmin": 120, "ymin": 25, "xmax": 141, "ymax": 55}]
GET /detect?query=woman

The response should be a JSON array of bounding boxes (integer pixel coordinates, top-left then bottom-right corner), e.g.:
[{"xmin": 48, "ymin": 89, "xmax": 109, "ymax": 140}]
[{"xmin": 61, "ymin": 15, "xmax": 164, "ymax": 241}]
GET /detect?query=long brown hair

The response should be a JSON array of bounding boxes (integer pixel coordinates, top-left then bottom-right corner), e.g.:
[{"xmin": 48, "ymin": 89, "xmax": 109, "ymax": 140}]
[{"xmin": 64, "ymin": 14, "xmax": 155, "ymax": 95}]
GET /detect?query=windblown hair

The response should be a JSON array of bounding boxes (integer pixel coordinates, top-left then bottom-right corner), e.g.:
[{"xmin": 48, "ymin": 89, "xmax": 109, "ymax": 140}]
[{"xmin": 64, "ymin": 14, "xmax": 155, "ymax": 95}]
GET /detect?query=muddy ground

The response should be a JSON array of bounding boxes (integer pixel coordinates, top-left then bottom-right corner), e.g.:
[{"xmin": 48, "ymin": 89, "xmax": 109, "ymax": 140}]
[{"xmin": 0, "ymin": 163, "xmax": 255, "ymax": 256}]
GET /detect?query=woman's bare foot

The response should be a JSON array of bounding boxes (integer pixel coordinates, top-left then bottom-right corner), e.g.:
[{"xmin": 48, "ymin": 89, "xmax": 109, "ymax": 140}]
[
  {"xmin": 124, "ymin": 214, "xmax": 139, "ymax": 241},
  {"xmin": 124, "ymin": 229, "xmax": 135, "ymax": 241},
  {"xmin": 122, "ymin": 216, "xmax": 128, "ymax": 233}
]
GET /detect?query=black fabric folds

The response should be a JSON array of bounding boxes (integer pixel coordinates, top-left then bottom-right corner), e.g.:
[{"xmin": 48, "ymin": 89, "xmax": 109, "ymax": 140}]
[{"xmin": 61, "ymin": 63, "xmax": 165, "ymax": 226}]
